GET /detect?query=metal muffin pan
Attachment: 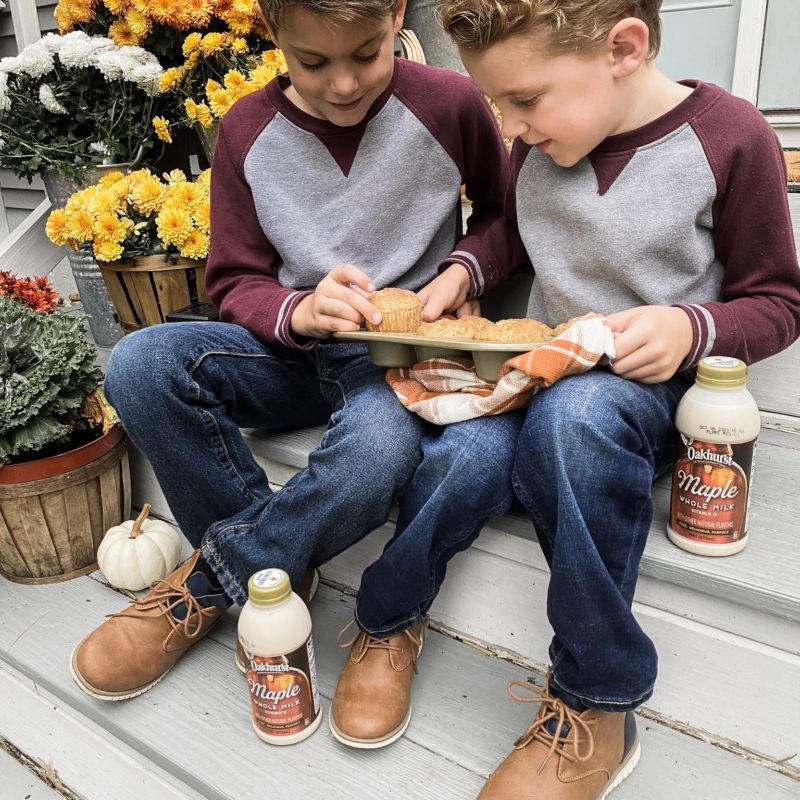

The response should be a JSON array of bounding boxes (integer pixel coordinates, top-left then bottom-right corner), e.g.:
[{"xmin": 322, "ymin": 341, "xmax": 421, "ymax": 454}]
[{"xmin": 333, "ymin": 330, "xmax": 550, "ymax": 382}]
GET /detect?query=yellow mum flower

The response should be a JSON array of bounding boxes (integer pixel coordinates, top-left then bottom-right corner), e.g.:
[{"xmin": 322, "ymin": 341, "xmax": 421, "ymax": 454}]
[
  {"xmin": 54, "ymin": 6, "xmax": 76, "ymax": 33},
  {"xmin": 89, "ymin": 189, "xmax": 125, "ymax": 217},
  {"xmin": 224, "ymin": 70, "xmax": 246, "ymax": 93},
  {"xmin": 231, "ymin": 37, "xmax": 249, "ymax": 54},
  {"xmin": 193, "ymin": 201, "xmax": 211, "ymax": 234},
  {"xmin": 149, "ymin": 0, "xmax": 175, "ymax": 25},
  {"xmin": 208, "ymin": 88, "xmax": 233, "ymax": 118},
  {"xmin": 130, "ymin": 0, "xmax": 149, "ymax": 13},
  {"xmin": 130, "ymin": 174, "xmax": 166, "ymax": 215},
  {"xmin": 45, "ymin": 209, "xmax": 71, "ymax": 247},
  {"xmin": 185, "ymin": 52, "xmax": 201, "ymax": 71},
  {"xmin": 126, "ymin": 8, "xmax": 151, "ymax": 38},
  {"xmin": 184, "ymin": 98, "xmax": 198, "ymax": 121},
  {"xmin": 94, "ymin": 239, "xmax": 125, "ymax": 262},
  {"xmin": 195, "ymin": 102, "xmax": 214, "ymax": 128},
  {"xmin": 97, "ymin": 171, "xmax": 127, "ymax": 188},
  {"xmin": 152, "ymin": 116, "xmax": 173, "ymax": 144},
  {"xmin": 178, "ymin": 228, "xmax": 210, "ymax": 260},
  {"xmin": 66, "ymin": 210, "xmax": 95, "ymax": 242},
  {"xmin": 200, "ymin": 32, "xmax": 226, "ymax": 55},
  {"xmin": 159, "ymin": 67, "xmax": 185, "ymax": 93},
  {"xmin": 182, "ymin": 32, "xmax": 202, "ymax": 57},
  {"xmin": 103, "ymin": 0, "xmax": 130, "ymax": 15},
  {"xmin": 156, "ymin": 202, "xmax": 194, "ymax": 248},
  {"xmin": 185, "ymin": 0, "xmax": 212, "ymax": 27},
  {"xmin": 196, "ymin": 169, "xmax": 211, "ymax": 187},
  {"xmin": 262, "ymin": 49, "xmax": 287, "ymax": 70},
  {"xmin": 233, "ymin": 0, "xmax": 254, "ymax": 14},
  {"xmin": 163, "ymin": 169, "xmax": 188, "ymax": 185},
  {"xmin": 168, "ymin": 181, "xmax": 203, "ymax": 212},
  {"xmin": 94, "ymin": 212, "xmax": 130, "ymax": 245},
  {"xmin": 248, "ymin": 64, "xmax": 279, "ymax": 88},
  {"xmin": 225, "ymin": 11, "xmax": 253, "ymax": 35},
  {"xmin": 66, "ymin": 0, "xmax": 95, "ymax": 24},
  {"xmin": 109, "ymin": 19, "xmax": 139, "ymax": 47}
]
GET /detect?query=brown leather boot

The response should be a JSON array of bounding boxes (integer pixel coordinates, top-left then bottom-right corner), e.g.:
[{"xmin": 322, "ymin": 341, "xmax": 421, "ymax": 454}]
[
  {"xmin": 70, "ymin": 551, "xmax": 229, "ymax": 701},
  {"xmin": 477, "ymin": 679, "xmax": 640, "ymax": 800},
  {"xmin": 329, "ymin": 618, "xmax": 428, "ymax": 749},
  {"xmin": 235, "ymin": 567, "xmax": 320, "ymax": 672}
]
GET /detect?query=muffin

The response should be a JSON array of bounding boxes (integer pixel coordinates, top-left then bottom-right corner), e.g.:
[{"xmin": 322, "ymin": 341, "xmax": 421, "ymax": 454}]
[
  {"xmin": 418, "ymin": 316, "xmax": 495, "ymax": 340},
  {"xmin": 366, "ymin": 288, "xmax": 421, "ymax": 333},
  {"xmin": 550, "ymin": 315, "xmax": 585, "ymax": 336},
  {"xmin": 477, "ymin": 318, "xmax": 551, "ymax": 343}
]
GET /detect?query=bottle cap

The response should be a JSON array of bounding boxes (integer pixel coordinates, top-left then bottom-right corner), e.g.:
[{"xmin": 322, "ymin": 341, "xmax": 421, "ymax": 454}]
[
  {"xmin": 248, "ymin": 568, "xmax": 291, "ymax": 606},
  {"xmin": 696, "ymin": 356, "xmax": 746, "ymax": 388}
]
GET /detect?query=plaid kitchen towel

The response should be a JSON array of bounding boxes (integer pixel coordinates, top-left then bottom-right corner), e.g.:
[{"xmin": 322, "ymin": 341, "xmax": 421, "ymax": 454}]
[{"xmin": 386, "ymin": 316, "xmax": 616, "ymax": 425}]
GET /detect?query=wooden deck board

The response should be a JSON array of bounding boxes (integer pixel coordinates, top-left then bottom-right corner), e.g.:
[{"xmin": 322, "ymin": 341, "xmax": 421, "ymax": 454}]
[
  {"xmin": 0, "ymin": 746, "xmax": 63, "ymax": 800},
  {"xmin": 0, "ymin": 577, "xmax": 797, "ymax": 799}
]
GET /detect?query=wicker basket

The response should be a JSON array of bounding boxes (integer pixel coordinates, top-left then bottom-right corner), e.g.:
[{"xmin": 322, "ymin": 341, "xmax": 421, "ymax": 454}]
[{"xmin": 98, "ymin": 255, "xmax": 209, "ymax": 334}]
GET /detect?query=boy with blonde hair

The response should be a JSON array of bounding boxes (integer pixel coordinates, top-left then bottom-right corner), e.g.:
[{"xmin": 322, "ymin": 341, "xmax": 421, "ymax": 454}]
[
  {"xmin": 436, "ymin": 1, "xmax": 800, "ymax": 798},
  {"xmin": 71, "ymin": 0, "xmax": 519, "ymax": 750}
]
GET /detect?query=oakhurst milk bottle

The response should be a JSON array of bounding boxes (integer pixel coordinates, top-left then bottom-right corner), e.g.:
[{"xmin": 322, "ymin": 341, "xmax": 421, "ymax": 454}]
[
  {"xmin": 238, "ymin": 569, "xmax": 322, "ymax": 744},
  {"xmin": 667, "ymin": 357, "xmax": 761, "ymax": 556}
]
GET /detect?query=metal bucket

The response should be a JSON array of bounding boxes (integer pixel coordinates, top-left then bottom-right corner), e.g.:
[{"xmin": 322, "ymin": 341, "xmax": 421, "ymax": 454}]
[{"xmin": 42, "ymin": 168, "xmax": 129, "ymax": 347}]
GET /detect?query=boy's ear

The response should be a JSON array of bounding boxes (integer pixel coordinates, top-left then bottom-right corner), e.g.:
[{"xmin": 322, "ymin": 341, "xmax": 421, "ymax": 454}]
[
  {"xmin": 394, "ymin": 0, "xmax": 408, "ymax": 32},
  {"xmin": 606, "ymin": 18, "xmax": 650, "ymax": 78}
]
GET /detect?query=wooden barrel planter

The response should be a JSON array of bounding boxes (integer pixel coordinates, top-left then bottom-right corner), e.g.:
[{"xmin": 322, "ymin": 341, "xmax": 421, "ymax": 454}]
[
  {"xmin": 0, "ymin": 426, "xmax": 131, "ymax": 584},
  {"xmin": 98, "ymin": 255, "xmax": 208, "ymax": 334}
]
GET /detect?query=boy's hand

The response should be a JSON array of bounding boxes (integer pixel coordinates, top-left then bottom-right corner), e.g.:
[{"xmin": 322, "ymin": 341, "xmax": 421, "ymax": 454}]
[
  {"xmin": 417, "ymin": 264, "xmax": 472, "ymax": 322},
  {"xmin": 604, "ymin": 306, "xmax": 693, "ymax": 383},
  {"xmin": 290, "ymin": 264, "xmax": 381, "ymax": 338}
]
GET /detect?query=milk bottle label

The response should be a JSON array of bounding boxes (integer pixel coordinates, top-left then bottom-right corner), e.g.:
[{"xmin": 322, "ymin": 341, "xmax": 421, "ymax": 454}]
[
  {"xmin": 670, "ymin": 436, "xmax": 756, "ymax": 544},
  {"xmin": 245, "ymin": 634, "xmax": 320, "ymax": 737}
]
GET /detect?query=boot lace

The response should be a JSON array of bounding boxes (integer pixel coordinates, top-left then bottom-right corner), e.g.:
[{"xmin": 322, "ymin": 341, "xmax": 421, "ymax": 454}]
[
  {"xmin": 507, "ymin": 680, "xmax": 595, "ymax": 776},
  {"xmin": 111, "ymin": 576, "xmax": 213, "ymax": 641},
  {"xmin": 336, "ymin": 620, "xmax": 424, "ymax": 673}
]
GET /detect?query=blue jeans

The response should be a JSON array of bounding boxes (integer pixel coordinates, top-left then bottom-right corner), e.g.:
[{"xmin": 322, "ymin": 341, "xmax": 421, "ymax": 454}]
[
  {"xmin": 512, "ymin": 370, "xmax": 694, "ymax": 712},
  {"xmin": 104, "ymin": 321, "xmax": 518, "ymax": 634}
]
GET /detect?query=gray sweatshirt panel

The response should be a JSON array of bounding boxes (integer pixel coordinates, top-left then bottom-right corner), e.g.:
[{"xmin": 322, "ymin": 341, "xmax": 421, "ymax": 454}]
[
  {"xmin": 243, "ymin": 96, "xmax": 460, "ymax": 292},
  {"xmin": 520, "ymin": 123, "xmax": 723, "ymax": 326}
]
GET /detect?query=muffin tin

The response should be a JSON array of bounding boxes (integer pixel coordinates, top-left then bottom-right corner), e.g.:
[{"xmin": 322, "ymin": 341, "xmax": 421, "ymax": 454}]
[{"xmin": 332, "ymin": 330, "xmax": 550, "ymax": 381}]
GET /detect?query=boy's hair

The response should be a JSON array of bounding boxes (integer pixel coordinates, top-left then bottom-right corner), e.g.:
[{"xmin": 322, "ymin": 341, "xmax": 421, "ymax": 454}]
[
  {"xmin": 440, "ymin": 0, "xmax": 662, "ymax": 60},
  {"xmin": 258, "ymin": 0, "xmax": 399, "ymax": 32}
]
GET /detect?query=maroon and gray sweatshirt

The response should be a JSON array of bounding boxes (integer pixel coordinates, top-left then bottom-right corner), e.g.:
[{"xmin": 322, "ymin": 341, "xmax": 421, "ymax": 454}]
[
  {"xmin": 206, "ymin": 58, "xmax": 509, "ymax": 349},
  {"xmin": 490, "ymin": 80, "xmax": 800, "ymax": 366}
]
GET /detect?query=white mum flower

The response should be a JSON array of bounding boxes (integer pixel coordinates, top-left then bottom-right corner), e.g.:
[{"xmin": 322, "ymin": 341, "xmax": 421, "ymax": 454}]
[
  {"xmin": 0, "ymin": 71, "xmax": 9, "ymax": 111},
  {"xmin": 0, "ymin": 56, "xmax": 20, "ymax": 74},
  {"xmin": 16, "ymin": 43, "xmax": 54, "ymax": 79},
  {"xmin": 95, "ymin": 50, "xmax": 126, "ymax": 81},
  {"xmin": 39, "ymin": 84, "xmax": 68, "ymax": 114},
  {"xmin": 118, "ymin": 46, "xmax": 153, "ymax": 65},
  {"xmin": 89, "ymin": 141, "xmax": 111, "ymax": 158},
  {"xmin": 59, "ymin": 33, "xmax": 114, "ymax": 69},
  {"xmin": 39, "ymin": 33, "xmax": 65, "ymax": 54},
  {"xmin": 129, "ymin": 62, "xmax": 163, "ymax": 93}
]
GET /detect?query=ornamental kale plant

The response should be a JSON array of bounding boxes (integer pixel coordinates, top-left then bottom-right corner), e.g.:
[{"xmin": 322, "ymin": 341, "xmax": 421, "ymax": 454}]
[
  {"xmin": 0, "ymin": 280, "xmax": 104, "ymax": 465},
  {"xmin": 0, "ymin": 31, "xmax": 164, "ymax": 183}
]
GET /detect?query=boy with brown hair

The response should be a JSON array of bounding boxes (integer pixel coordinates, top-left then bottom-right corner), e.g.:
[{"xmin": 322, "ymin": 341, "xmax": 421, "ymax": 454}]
[
  {"xmin": 71, "ymin": 0, "xmax": 520, "ymax": 749},
  {"xmin": 434, "ymin": 1, "xmax": 800, "ymax": 798}
]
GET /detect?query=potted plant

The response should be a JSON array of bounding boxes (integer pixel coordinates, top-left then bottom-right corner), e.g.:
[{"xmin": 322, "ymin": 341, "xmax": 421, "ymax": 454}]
[
  {"xmin": 0, "ymin": 272, "xmax": 131, "ymax": 584},
  {"xmin": 0, "ymin": 31, "xmax": 164, "ymax": 186},
  {"xmin": 45, "ymin": 167, "xmax": 213, "ymax": 333},
  {"xmin": 153, "ymin": 33, "xmax": 286, "ymax": 161}
]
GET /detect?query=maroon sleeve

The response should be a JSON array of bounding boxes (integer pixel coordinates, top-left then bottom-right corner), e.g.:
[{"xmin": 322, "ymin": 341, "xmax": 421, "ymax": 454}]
[
  {"xmin": 206, "ymin": 98, "xmax": 315, "ymax": 350},
  {"xmin": 394, "ymin": 62, "xmax": 513, "ymax": 295},
  {"xmin": 470, "ymin": 140, "xmax": 534, "ymax": 285},
  {"xmin": 678, "ymin": 96, "xmax": 800, "ymax": 365}
]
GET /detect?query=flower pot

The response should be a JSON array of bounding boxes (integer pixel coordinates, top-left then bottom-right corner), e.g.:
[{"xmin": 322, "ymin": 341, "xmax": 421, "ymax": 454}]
[
  {"xmin": 194, "ymin": 122, "xmax": 220, "ymax": 164},
  {"xmin": 98, "ymin": 255, "xmax": 209, "ymax": 334},
  {"xmin": 0, "ymin": 426, "xmax": 131, "ymax": 584},
  {"xmin": 42, "ymin": 166, "xmax": 138, "ymax": 347}
]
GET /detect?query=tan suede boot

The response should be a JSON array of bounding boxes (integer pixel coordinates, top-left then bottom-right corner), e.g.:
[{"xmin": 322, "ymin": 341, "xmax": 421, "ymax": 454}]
[
  {"xmin": 70, "ymin": 551, "xmax": 228, "ymax": 701},
  {"xmin": 235, "ymin": 567, "xmax": 320, "ymax": 672},
  {"xmin": 477, "ymin": 679, "xmax": 640, "ymax": 800},
  {"xmin": 329, "ymin": 618, "xmax": 428, "ymax": 749}
]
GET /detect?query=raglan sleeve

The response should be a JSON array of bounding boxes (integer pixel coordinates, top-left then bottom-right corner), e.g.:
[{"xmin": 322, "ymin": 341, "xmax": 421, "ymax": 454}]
[
  {"xmin": 205, "ymin": 122, "xmax": 317, "ymax": 350},
  {"xmin": 676, "ymin": 106, "xmax": 800, "ymax": 366}
]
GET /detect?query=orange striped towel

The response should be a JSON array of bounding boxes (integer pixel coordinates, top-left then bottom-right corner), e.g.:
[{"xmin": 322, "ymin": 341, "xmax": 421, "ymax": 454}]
[{"xmin": 386, "ymin": 316, "xmax": 616, "ymax": 424}]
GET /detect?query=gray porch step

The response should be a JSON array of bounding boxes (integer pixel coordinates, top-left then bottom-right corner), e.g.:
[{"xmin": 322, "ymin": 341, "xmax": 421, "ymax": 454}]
[{"xmin": 0, "ymin": 576, "xmax": 796, "ymax": 800}]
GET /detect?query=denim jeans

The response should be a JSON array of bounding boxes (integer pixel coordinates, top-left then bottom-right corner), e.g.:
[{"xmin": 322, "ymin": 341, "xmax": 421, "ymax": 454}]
[
  {"xmin": 104, "ymin": 321, "xmax": 517, "ymax": 634},
  {"xmin": 511, "ymin": 369, "xmax": 694, "ymax": 712}
]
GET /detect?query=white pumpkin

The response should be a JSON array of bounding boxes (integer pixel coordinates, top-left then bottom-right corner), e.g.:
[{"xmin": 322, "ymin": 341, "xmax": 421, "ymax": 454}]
[{"xmin": 97, "ymin": 503, "xmax": 182, "ymax": 591}]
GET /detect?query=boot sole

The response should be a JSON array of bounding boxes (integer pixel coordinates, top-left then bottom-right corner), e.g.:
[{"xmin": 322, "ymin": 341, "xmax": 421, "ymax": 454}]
[
  {"xmin": 328, "ymin": 704, "xmax": 413, "ymax": 750},
  {"xmin": 601, "ymin": 736, "xmax": 641, "ymax": 800},
  {"xmin": 235, "ymin": 569, "xmax": 320, "ymax": 673},
  {"xmin": 69, "ymin": 616, "xmax": 222, "ymax": 702}
]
